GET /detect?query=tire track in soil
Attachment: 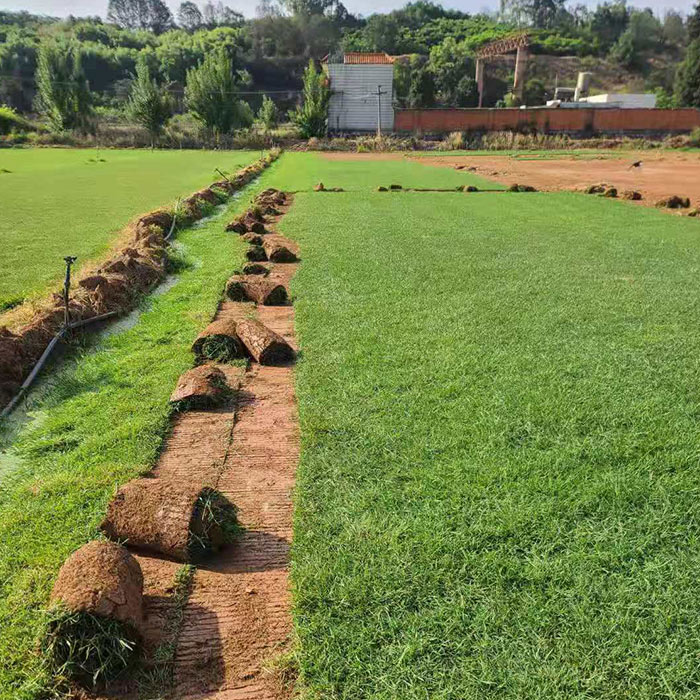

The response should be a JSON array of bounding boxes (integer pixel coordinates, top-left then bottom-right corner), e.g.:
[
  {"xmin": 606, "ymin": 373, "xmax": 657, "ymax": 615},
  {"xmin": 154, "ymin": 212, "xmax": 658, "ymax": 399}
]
[{"xmin": 150, "ymin": 202, "xmax": 300, "ymax": 700}]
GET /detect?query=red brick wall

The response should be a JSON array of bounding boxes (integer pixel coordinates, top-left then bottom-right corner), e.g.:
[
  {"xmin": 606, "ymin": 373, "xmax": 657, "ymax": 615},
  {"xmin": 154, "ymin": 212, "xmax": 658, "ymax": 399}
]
[{"xmin": 394, "ymin": 108, "xmax": 700, "ymax": 134}]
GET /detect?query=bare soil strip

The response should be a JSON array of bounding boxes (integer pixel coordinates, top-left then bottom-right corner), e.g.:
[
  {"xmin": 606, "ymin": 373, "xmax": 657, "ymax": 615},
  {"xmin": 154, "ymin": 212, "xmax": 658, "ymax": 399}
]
[
  {"xmin": 320, "ymin": 150, "xmax": 700, "ymax": 209},
  {"xmin": 320, "ymin": 151, "xmax": 700, "ymax": 209},
  {"xmin": 140, "ymin": 203, "xmax": 299, "ymax": 699}
]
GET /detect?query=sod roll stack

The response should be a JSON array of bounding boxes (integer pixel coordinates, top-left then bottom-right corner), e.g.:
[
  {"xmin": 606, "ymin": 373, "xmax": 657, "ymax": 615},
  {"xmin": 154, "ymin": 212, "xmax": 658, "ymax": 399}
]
[
  {"xmin": 45, "ymin": 541, "xmax": 143, "ymax": 688},
  {"xmin": 101, "ymin": 479, "xmax": 239, "ymax": 562}
]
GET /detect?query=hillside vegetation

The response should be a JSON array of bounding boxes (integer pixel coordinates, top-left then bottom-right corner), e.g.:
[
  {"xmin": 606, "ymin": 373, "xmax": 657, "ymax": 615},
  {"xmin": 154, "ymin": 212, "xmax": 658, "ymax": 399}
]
[{"xmin": 1, "ymin": 0, "xmax": 699, "ymax": 146}]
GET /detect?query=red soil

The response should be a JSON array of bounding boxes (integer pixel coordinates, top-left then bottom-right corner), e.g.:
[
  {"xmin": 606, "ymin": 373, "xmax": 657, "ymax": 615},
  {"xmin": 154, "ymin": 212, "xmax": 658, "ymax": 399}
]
[
  {"xmin": 322, "ymin": 150, "xmax": 700, "ymax": 209},
  {"xmin": 134, "ymin": 198, "xmax": 299, "ymax": 699}
]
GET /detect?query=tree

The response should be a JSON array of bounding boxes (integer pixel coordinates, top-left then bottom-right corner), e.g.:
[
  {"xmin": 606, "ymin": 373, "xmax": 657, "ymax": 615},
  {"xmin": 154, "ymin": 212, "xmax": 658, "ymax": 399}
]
[
  {"xmin": 428, "ymin": 37, "xmax": 474, "ymax": 106},
  {"xmin": 688, "ymin": 2, "xmax": 700, "ymax": 42},
  {"xmin": 408, "ymin": 64, "xmax": 436, "ymax": 107},
  {"xmin": 453, "ymin": 75, "xmax": 478, "ymax": 107},
  {"xmin": 675, "ymin": 38, "xmax": 700, "ymax": 108},
  {"xmin": 185, "ymin": 50, "xmax": 252, "ymax": 140},
  {"xmin": 524, "ymin": 77, "xmax": 547, "ymax": 105},
  {"xmin": 178, "ymin": 1, "xmax": 203, "ymax": 31},
  {"xmin": 661, "ymin": 10, "xmax": 686, "ymax": 47},
  {"xmin": 589, "ymin": 1, "xmax": 629, "ymax": 53},
  {"xmin": 281, "ymin": 0, "xmax": 335, "ymax": 16},
  {"xmin": 126, "ymin": 56, "xmax": 173, "ymax": 146},
  {"xmin": 107, "ymin": 0, "xmax": 173, "ymax": 33},
  {"xmin": 35, "ymin": 40, "xmax": 92, "ymax": 132},
  {"xmin": 292, "ymin": 59, "xmax": 329, "ymax": 138},
  {"xmin": 202, "ymin": 1, "xmax": 244, "ymax": 27},
  {"xmin": 256, "ymin": 94, "xmax": 278, "ymax": 130},
  {"xmin": 609, "ymin": 9, "xmax": 661, "ymax": 68}
]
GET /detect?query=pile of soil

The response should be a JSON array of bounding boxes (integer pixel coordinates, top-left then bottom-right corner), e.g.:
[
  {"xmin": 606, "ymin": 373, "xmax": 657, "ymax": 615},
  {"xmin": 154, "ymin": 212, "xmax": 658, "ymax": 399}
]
[
  {"xmin": 255, "ymin": 188, "xmax": 287, "ymax": 208},
  {"xmin": 101, "ymin": 479, "xmax": 238, "ymax": 562},
  {"xmin": 246, "ymin": 245, "xmax": 268, "ymax": 262},
  {"xmin": 243, "ymin": 262, "xmax": 270, "ymax": 276}
]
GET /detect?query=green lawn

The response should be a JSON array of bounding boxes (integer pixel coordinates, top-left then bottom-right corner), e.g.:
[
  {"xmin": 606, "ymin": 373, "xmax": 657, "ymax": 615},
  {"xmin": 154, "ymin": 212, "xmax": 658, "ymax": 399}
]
[
  {"xmin": 262, "ymin": 151, "xmax": 500, "ymax": 191},
  {"xmin": 3, "ymin": 152, "xmax": 700, "ymax": 699},
  {"xmin": 0, "ymin": 148, "xmax": 259, "ymax": 309},
  {"xmin": 283, "ymin": 185, "xmax": 700, "ymax": 698},
  {"xmin": 0, "ymin": 177, "xmax": 268, "ymax": 698}
]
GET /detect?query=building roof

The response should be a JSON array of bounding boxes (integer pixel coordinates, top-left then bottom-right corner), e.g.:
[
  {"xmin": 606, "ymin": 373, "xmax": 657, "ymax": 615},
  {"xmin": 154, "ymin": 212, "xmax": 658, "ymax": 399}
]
[{"xmin": 342, "ymin": 52, "xmax": 395, "ymax": 64}]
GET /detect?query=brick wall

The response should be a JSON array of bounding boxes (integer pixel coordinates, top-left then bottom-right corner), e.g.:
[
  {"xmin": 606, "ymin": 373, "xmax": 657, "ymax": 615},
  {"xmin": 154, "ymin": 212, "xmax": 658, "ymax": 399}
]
[{"xmin": 394, "ymin": 108, "xmax": 700, "ymax": 134}]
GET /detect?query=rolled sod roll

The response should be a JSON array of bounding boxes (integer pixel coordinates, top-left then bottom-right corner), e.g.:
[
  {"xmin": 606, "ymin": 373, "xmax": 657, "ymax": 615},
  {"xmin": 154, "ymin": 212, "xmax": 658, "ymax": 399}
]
[
  {"xmin": 246, "ymin": 245, "xmax": 267, "ymax": 262},
  {"xmin": 44, "ymin": 540, "xmax": 143, "ymax": 689},
  {"xmin": 225, "ymin": 276, "xmax": 288, "ymax": 305},
  {"xmin": 242, "ymin": 232, "xmax": 264, "ymax": 246},
  {"xmin": 236, "ymin": 319, "xmax": 295, "ymax": 365},
  {"xmin": 170, "ymin": 364, "xmax": 231, "ymax": 409},
  {"xmin": 225, "ymin": 218, "xmax": 247, "ymax": 234},
  {"xmin": 263, "ymin": 240, "xmax": 297, "ymax": 263},
  {"xmin": 101, "ymin": 479, "xmax": 240, "ymax": 562},
  {"xmin": 192, "ymin": 318, "xmax": 245, "ymax": 363},
  {"xmin": 243, "ymin": 262, "xmax": 269, "ymax": 276}
]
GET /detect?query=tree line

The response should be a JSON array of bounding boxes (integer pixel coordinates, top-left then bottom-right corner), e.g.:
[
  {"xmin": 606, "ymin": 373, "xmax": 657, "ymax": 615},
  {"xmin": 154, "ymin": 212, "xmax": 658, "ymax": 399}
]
[{"xmin": 0, "ymin": 0, "xmax": 699, "ymax": 141}]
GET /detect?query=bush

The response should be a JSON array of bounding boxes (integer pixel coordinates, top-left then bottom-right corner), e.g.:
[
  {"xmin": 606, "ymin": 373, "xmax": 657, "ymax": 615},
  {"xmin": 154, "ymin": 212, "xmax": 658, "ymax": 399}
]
[
  {"xmin": 0, "ymin": 105, "xmax": 32, "ymax": 134},
  {"xmin": 35, "ymin": 40, "xmax": 93, "ymax": 133},
  {"xmin": 442, "ymin": 131, "xmax": 465, "ymax": 150},
  {"xmin": 126, "ymin": 56, "xmax": 173, "ymax": 146},
  {"xmin": 689, "ymin": 127, "xmax": 700, "ymax": 148},
  {"xmin": 255, "ymin": 95, "xmax": 278, "ymax": 131},
  {"xmin": 675, "ymin": 38, "xmax": 700, "ymax": 108},
  {"xmin": 185, "ymin": 50, "xmax": 253, "ymax": 141},
  {"xmin": 292, "ymin": 60, "xmax": 329, "ymax": 139}
]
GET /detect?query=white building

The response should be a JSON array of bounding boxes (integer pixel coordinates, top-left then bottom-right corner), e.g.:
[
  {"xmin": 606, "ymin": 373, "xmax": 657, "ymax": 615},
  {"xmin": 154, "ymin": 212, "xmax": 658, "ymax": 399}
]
[
  {"xmin": 323, "ymin": 53, "xmax": 395, "ymax": 133},
  {"xmin": 580, "ymin": 93, "xmax": 657, "ymax": 108}
]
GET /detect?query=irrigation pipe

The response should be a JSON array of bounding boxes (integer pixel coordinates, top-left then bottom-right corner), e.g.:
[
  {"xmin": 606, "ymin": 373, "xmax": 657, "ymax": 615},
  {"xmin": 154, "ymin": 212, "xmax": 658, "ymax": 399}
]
[
  {"xmin": 165, "ymin": 198, "xmax": 181, "ymax": 242},
  {"xmin": 0, "ymin": 310, "xmax": 121, "ymax": 420},
  {"xmin": 1, "ymin": 154, "xmax": 278, "ymax": 420}
]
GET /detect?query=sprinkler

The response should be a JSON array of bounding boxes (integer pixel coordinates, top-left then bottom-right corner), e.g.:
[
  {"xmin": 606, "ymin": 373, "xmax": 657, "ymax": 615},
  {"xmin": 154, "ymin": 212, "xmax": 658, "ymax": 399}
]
[{"xmin": 62, "ymin": 256, "xmax": 77, "ymax": 327}]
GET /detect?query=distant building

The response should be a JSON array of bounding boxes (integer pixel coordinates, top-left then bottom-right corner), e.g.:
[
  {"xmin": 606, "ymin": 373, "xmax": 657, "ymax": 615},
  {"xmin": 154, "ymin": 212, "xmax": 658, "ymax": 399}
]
[
  {"xmin": 580, "ymin": 93, "xmax": 657, "ymax": 108},
  {"xmin": 322, "ymin": 53, "xmax": 395, "ymax": 133}
]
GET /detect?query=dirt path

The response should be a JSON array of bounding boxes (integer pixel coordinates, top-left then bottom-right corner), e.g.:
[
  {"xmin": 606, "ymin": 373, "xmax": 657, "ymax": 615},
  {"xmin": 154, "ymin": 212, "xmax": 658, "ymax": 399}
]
[
  {"xmin": 130, "ymin": 203, "xmax": 299, "ymax": 700},
  {"xmin": 321, "ymin": 151, "xmax": 700, "ymax": 208}
]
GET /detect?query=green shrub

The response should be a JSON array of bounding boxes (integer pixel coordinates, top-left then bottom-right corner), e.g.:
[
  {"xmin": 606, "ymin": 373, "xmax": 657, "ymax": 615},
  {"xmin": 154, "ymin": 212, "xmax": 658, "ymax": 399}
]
[
  {"xmin": 256, "ymin": 95, "xmax": 278, "ymax": 132},
  {"xmin": 293, "ymin": 60, "xmax": 330, "ymax": 139},
  {"xmin": 126, "ymin": 56, "xmax": 173, "ymax": 147},
  {"xmin": 689, "ymin": 127, "xmax": 700, "ymax": 148},
  {"xmin": 0, "ymin": 105, "xmax": 32, "ymax": 135}
]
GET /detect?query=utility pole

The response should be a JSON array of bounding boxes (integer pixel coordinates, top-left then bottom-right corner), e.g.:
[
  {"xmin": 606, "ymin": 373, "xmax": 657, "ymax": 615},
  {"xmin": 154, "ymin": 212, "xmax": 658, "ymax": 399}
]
[{"xmin": 375, "ymin": 84, "xmax": 388, "ymax": 137}]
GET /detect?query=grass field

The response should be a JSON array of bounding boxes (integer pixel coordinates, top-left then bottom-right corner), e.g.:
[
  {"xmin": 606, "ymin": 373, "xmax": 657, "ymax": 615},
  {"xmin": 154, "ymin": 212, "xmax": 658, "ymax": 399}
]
[
  {"xmin": 3, "ymin": 151, "xmax": 700, "ymax": 699},
  {"xmin": 0, "ymin": 184, "xmax": 264, "ymax": 698},
  {"xmin": 0, "ymin": 148, "xmax": 259, "ymax": 309},
  {"xmin": 262, "ymin": 151, "xmax": 500, "ymax": 191},
  {"xmin": 282, "ymin": 181, "xmax": 700, "ymax": 698}
]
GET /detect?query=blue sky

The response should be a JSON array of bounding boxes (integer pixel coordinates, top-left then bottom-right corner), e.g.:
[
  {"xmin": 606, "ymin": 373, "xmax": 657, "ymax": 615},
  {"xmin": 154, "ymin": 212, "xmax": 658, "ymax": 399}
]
[{"xmin": 0, "ymin": 0, "xmax": 695, "ymax": 20}]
